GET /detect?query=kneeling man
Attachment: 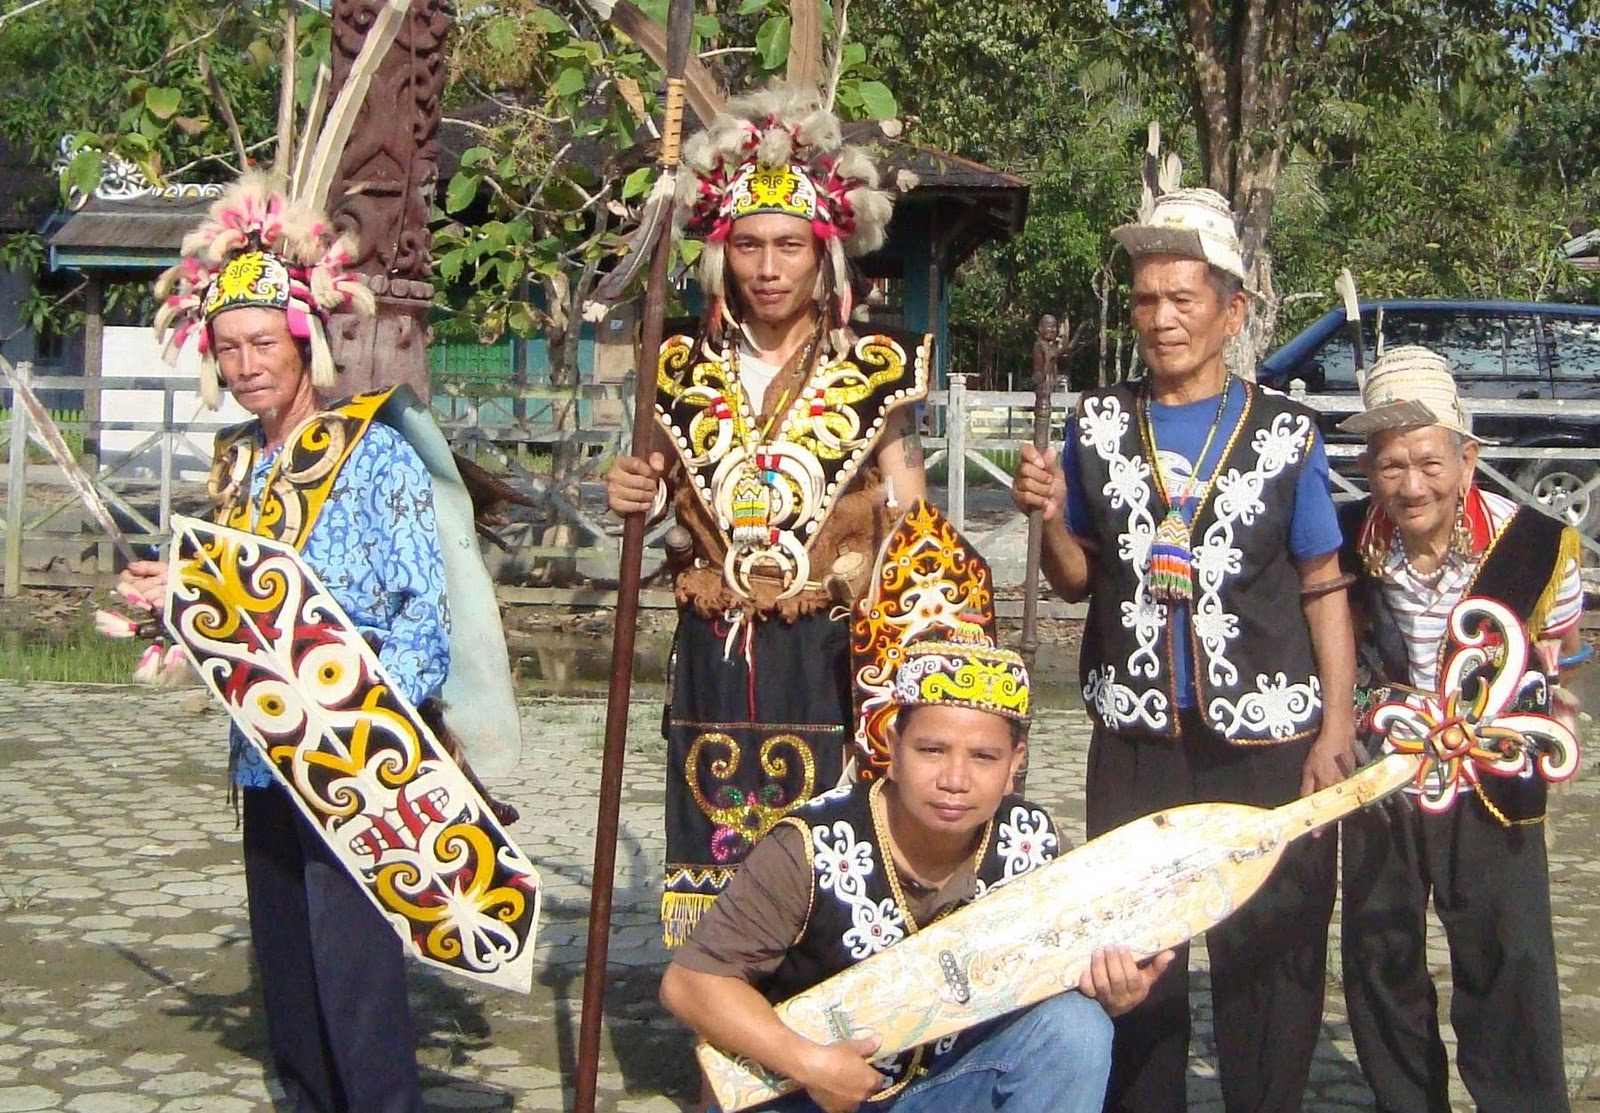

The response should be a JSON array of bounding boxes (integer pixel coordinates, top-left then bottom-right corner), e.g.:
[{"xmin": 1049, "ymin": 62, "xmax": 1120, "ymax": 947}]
[{"xmin": 662, "ymin": 510, "xmax": 1169, "ymax": 1112}]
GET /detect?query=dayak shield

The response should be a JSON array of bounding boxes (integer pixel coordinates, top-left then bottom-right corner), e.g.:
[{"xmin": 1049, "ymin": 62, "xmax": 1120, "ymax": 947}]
[{"xmin": 163, "ymin": 513, "xmax": 541, "ymax": 993}]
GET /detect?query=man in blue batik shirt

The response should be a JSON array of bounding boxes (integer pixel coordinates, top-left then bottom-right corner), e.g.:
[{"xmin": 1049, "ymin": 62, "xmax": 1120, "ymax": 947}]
[
  {"xmin": 123, "ymin": 287, "xmax": 447, "ymax": 1110},
  {"xmin": 1011, "ymin": 187, "xmax": 1356, "ymax": 1113}
]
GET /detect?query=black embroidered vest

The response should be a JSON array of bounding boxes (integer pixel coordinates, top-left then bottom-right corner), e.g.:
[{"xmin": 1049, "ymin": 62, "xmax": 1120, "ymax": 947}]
[
  {"xmin": 207, "ymin": 388, "xmax": 393, "ymax": 548},
  {"xmin": 655, "ymin": 327, "xmax": 931, "ymax": 603},
  {"xmin": 1073, "ymin": 381, "xmax": 1322, "ymax": 744},
  {"xmin": 759, "ymin": 781, "xmax": 1060, "ymax": 1101},
  {"xmin": 1339, "ymin": 496, "xmax": 1569, "ymax": 821}
]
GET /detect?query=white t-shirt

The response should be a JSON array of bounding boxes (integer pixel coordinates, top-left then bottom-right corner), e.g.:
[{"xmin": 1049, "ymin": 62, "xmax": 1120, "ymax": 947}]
[{"xmin": 737, "ymin": 345, "xmax": 781, "ymax": 413}]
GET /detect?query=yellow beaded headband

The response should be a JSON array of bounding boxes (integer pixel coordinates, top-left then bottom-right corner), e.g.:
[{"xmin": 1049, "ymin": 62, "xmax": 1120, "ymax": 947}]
[
  {"xmin": 892, "ymin": 637, "xmax": 1031, "ymax": 723},
  {"xmin": 724, "ymin": 162, "xmax": 820, "ymax": 223}
]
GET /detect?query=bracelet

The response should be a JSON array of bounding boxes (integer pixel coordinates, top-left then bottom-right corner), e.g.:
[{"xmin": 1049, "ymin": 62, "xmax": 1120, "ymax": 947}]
[
  {"xmin": 1558, "ymin": 643, "xmax": 1593, "ymax": 669},
  {"xmin": 1300, "ymin": 572, "xmax": 1356, "ymax": 600}
]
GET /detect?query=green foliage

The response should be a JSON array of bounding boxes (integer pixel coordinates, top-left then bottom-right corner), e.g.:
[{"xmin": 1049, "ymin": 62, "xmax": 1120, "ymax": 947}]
[
  {"xmin": 431, "ymin": 0, "xmax": 897, "ymax": 376},
  {"xmin": 1272, "ymin": 91, "xmax": 1598, "ymax": 335},
  {"xmin": 851, "ymin": 0, "xmax": 1175, "ymax": 385},
  {"xmin": 0, "ymin": 0, "xmax": 315, "ymax": 187},
  {"xmin": 0, "ymin": 1, "xmax": 327, "ymax": 337}
]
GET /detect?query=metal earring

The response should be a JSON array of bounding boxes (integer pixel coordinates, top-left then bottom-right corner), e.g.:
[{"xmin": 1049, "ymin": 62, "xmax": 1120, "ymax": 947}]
[{"xmin": 1450, "ymin": 496, "xmax": 1474, "ymax": 559}]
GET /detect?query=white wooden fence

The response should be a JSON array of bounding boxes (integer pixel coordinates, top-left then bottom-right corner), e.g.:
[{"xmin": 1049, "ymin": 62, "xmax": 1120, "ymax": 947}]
[{"xmin": 4, "ymin": 366, "xmax": 1598, "ymax": 592}]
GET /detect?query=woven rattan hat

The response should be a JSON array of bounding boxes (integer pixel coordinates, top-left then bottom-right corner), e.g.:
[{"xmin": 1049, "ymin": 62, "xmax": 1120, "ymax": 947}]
[
  {"xmin": 1112, "ymin": 188, "xmax": 1248, "ymax": 283},
  {"xmin": 1337, "ymin": 344, "xmax": 1477, "ymax": 441}
]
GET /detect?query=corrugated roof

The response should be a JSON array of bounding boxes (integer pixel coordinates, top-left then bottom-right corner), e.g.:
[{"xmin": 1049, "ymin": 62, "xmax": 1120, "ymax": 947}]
[{"xmin": 49, "ymin": 194, "xmax": 211, "ymax": 252}]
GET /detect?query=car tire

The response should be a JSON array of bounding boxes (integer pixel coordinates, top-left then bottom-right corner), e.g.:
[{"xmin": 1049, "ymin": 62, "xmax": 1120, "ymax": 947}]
[{"xmin": 1515, "ymin": 459, "xmax": 1600, "ymax": 537}]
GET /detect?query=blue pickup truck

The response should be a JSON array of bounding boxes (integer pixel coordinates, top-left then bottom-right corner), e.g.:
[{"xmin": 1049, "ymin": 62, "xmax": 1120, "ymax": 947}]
[{"xmin": 1257, "ymin": 299, "xmax": 1600, "ymax": 535}]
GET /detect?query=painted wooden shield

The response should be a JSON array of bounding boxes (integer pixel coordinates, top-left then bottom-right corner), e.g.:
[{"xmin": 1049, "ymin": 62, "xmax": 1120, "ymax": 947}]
[{"xmin": 163, "ymin": 514, "xmax": 540, "ymax": 993}]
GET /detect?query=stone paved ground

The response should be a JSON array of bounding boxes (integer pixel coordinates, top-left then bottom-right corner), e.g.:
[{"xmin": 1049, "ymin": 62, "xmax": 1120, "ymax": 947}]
[{"xmin": 2, "ymin": 681, "xmax": 1599, "ymax": 1112}]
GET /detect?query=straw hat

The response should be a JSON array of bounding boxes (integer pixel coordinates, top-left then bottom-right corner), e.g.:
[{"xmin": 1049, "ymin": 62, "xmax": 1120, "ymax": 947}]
[
  {"xmin": 1111, "ymin": 188, "xmax": 1248, "ymax": 283},
  {"xmin": 1336, "ymin": 345, "xmax": 1477, "ymax": 441}
]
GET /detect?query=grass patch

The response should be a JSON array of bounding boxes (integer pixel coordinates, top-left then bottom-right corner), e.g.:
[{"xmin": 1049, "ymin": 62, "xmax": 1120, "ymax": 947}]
[{"xmin": 0, "ymin": 633, "xmax": 145, "ymax": 684}]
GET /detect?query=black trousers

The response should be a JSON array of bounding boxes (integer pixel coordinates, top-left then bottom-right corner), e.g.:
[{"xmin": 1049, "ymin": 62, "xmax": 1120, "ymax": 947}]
[
  {"xmin": 1086, "ymin": 711, "xmax": 1337, "ymax": 1113},
  {"xmin": 243, "ymin": 784, "xmax": 423, "ymax": 1113},
  {"xmin": 1341, "ymin": 790, "xmax": 1567, "ymax": 1113}
]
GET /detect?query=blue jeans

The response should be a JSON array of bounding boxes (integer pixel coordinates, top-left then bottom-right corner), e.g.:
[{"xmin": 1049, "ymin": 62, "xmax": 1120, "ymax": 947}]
[{"xmin": 732, "ymin": 992, "xmax": 1113, "ymax": 1113}]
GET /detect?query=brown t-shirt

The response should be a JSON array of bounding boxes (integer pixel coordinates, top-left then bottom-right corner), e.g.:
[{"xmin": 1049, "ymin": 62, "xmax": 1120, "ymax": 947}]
[{"xmin": 673, "ymin": 823, "xmax": 982, "ymax": 983}]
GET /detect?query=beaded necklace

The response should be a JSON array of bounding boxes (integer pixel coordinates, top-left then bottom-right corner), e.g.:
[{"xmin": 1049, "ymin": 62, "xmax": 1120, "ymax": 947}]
[
  {"xmin": 1138, "ymin": 378, "xmax": 1235, "ymax": 604},
  {"xmin": 726, "ymin": 327, "xmax": 820, "ymax": 546}
]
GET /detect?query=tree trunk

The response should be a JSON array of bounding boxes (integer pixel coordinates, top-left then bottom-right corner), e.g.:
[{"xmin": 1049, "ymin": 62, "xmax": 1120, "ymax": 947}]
[{"xmin": 1176, "ymin": 0, "xmax": 1302, "ymax": 368}]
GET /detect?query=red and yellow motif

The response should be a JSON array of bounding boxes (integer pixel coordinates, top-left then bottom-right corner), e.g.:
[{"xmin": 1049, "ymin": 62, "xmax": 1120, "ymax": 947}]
[
  {"xmin": 164, "ymin": 516, "xmax": 541, "ymax": 992},
  {"xmin": 1369, "ymin": 595, "xmax": 1580, "ymax": 820},
  {"xmin": 850, "ymin": 500, "xmax": 999, "ymax": 778}
]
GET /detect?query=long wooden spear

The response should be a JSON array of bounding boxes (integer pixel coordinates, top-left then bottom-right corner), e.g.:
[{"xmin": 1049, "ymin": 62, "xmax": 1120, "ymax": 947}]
[{"xmin": 573, "ymin": 2, "xmax": 694, "ymax": 1109}]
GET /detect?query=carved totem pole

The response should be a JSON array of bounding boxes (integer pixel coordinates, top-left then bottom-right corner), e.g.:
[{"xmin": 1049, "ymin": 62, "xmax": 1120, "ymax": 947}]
[{"xmin": 325, "ymin": 0, "xmax": 450, "ymax": 400}]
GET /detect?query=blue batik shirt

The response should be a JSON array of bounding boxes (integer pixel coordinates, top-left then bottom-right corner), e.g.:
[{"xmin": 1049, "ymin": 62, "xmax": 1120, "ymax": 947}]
[
  {"xmin": 1062, "ymin": 383, "xmax": 1341, "ymax": 709},
  {"xmin": 229, "ymin": 421, "xmax": 451, "ymax": 787}
]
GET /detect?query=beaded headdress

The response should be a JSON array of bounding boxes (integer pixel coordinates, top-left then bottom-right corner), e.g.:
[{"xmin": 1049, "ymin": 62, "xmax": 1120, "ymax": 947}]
[
  {"xmin": 852, "ymin": 499, "xmax": 1029, "ymax": 778},
  {"xmin": 151, "ymin": 1, "xmax": 410, "ymax": 408},
  {"xmin": 677, "ymin": 84, "xmax": 895, "ymax": 348}
]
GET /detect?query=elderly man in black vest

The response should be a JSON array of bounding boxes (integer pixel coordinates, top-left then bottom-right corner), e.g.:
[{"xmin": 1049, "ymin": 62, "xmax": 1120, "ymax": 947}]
[
  {"xmin": 1335, "ymin": 345, "xmax": 1586, "ymax": 1113},
  {"xmin": 1012, "ymin": 189, "xmax": 1357, "ymax": 1113}
]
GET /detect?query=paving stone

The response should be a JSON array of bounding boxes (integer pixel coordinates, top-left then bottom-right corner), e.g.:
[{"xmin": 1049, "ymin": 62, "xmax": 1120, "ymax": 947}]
[
  {"xmin": 0, "ymin": 1086, "xmax": 58, "ymax": 1112},
  {"xmin": 3, "ymin": 684, "xmax": 1598, "ymax": 1111},
  {"xmin": 65, "ymin": 1096, "xmax": 160, "ymax": 1113}
]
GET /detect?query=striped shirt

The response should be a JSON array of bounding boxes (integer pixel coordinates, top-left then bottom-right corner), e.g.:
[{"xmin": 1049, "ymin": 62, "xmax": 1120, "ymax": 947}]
[{"xmin": 1379, "ymin": 490, "xmax": 1582, "ymax": 693}]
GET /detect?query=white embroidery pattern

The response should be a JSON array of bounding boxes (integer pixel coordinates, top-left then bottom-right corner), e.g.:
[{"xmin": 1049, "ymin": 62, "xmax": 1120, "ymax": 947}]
[
  {"xmin": 1190, "ymin": 408, "xmax": 1320, "ymax": 739},
  {"xmin": 1079, "ymin": 396, "xmax": 1169, "ymax": 706},
  {"xmin": 1084, "ymin": 663, "xmax": 1170, "ymax": 733},
  {"xmin": 1207, "ymin": 672, "xmax": 1322, "ymax": 740},
  {"xmin": 995, "ymin": 805, "xmax": 1058, "ymax": 883},
  {"xmin": 812, "ymin": 819, "xmax": 906, "ymax": 958},
  {"xmin": 1191, "ymin": 412, "xmax": 1312, "ymax": 703}
]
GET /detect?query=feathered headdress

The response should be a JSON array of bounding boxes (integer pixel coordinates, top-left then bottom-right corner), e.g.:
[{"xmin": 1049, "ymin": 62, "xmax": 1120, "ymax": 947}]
[
  {"xmin": 151, "ymin": 1, "xmax": 410, "ymax": 408},
  {"xmin": 851, "ymin": 499, "xmax": 1028, "ymax": 779},
  {"xmin": 678, "ymin": 84, "xmax": 894, "ymax": 350}
]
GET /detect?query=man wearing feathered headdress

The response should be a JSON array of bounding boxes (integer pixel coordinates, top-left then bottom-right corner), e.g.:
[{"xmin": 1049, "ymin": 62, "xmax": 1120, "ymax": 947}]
[
  {"xmin": 1011, "ymin": 163, "xmax": 1357, "ymax": 1112},
  {"xmin": 118, "ymin": 170, "xmax": 442, "ymax": 1111},
  {"xmin": 604, "ymin": 85, "xmax": 932, "ymax": 946},
  {"xmin": 115, "ymin": 106, "xmax": 524, "ymax": 1108}
]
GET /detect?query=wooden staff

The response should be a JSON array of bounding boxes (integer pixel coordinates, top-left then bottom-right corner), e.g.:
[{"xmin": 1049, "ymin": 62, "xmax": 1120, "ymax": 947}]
[
  {"xmin": 1016, "ymin": 316, "xmax": 1064, "ymax": 792},
  {"xmin": 573, "ymin": 2, "xmax": 694, "ymax": 1110}
]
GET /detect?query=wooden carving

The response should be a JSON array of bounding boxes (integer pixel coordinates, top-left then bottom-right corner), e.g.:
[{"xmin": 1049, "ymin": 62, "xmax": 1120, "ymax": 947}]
[{"xmin": 326, "ymin": 0, "xmax": 451, "ymax": 399}]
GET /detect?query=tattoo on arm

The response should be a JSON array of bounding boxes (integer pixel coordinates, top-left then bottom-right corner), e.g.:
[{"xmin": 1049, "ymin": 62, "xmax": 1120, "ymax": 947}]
[{"xmin": 900, "ymin": 419, "xmax": 924, "ymax": 469}]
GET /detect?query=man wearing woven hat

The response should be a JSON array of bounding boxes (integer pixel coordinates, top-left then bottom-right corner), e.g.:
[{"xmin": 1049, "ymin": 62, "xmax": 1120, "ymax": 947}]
[
  {"xmin": 1012, "ymin": 187, "xmax": 1356, "ymax": 1113},
  {"xmin": 1335, "ymin": 345, "xmax": 1585, "ymax": 1113},
  {"xmin": 661, "ymin": 500, "xmax": 1170, "ymax": 1112},
  {"xmin": 605, "ymin": 85, "xmax": 931, "ymax": 946}
]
